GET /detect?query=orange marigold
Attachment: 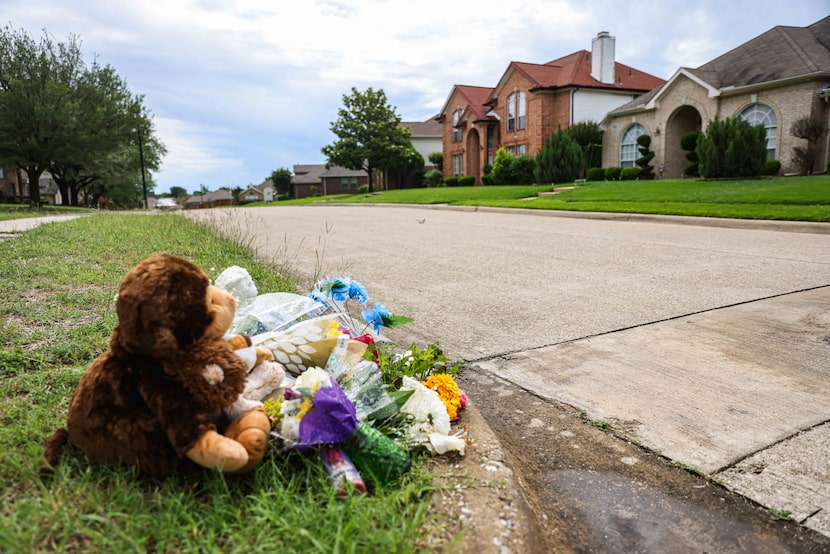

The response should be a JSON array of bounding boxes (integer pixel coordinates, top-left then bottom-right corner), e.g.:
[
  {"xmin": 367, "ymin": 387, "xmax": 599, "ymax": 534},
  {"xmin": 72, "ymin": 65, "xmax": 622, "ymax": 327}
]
[{"xmin": 422, "ymin": 373, "xmax": 463, "ymax": 421}]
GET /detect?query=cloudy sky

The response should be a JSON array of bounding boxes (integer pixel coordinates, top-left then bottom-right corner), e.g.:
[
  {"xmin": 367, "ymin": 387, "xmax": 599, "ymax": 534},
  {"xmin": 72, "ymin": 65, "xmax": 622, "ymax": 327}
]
[{"xmin": 5, "ymin": 1, "xmax": 828, "ymax": 194}]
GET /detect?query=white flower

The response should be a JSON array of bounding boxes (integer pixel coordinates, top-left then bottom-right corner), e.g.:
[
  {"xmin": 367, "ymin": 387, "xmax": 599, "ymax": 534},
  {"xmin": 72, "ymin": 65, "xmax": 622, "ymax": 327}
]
[{"xmin": 399, "ymin": 376, "xmax": 464, "ymax": 456}]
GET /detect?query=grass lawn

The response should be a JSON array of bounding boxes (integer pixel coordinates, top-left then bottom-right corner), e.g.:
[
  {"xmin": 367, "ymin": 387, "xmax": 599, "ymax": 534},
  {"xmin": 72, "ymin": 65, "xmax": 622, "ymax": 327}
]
[
  {"xmin": 276, "ymin": 175, "xmax": 830, "ymax": 222},
  {"xmin": 0, "ymin": 213, "xmax": 455, "ymax": 553},
  {"xmin": 0, "ymin": 204, "xmax": 95, "ymax": 222}
]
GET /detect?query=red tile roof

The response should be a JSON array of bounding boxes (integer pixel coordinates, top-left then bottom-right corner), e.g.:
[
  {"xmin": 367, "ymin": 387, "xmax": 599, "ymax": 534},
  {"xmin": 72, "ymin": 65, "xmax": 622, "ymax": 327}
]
[{"xmin": 501, "ymin": 50, "xmax": 665, "ymax": 96}]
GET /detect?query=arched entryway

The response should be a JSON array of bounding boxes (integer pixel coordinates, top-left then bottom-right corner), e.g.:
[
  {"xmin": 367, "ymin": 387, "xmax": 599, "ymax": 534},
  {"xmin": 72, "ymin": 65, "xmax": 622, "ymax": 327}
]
[
  {"xmin": 665, "ymin": 105, "xmax": 702, "ymax": 179},
  {"xmin": 465, "ymin": 129, "xmax": 481, "ymax": 184}
]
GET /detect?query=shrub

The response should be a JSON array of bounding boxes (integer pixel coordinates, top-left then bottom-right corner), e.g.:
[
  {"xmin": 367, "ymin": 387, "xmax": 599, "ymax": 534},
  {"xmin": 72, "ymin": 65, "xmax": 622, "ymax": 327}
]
[
  {"xmin": 423, "ymin": 169, "xmax": 443, "ymax": 187},
  {"xmin": 680, "ymin": 131, "xmax": 700, "ymax": 176},
  {"xmin": 443, "ymin": 176, "xmax": 459, "ymax": 187},
  {"xmin": 358, "ymin": 184, "xmax": 369, "ymax": 193},
  {"xmin": 511, "ymin": 155, "xmax": 537, "ymax": 185},
  {"xmin": 427, "ymin": 151, "xmax": 443, "ymax": 170},
  {"xmin": 790, "ymin": 116, "xmax": 826, "ymax": 174},
  {"xmin": 635, "ymin": 134, "xmax": 655, "ymax": 179},
  {"xmin": 620, "ymin": 167, "xmax": 642, "ymax": 180},
  {"xmin": 586, "ymin": 167, "xmax": 605, "ymax": 181},
  {"xmin": 565, "ymin": 121, "xmax": 603, "ymax": 177},
  {"xmin": 534, "ymin": 128, "xmax": 582, "ymax": 184},
  {"xmin": 604, "ymin": 167, "xmax": 622, "ymax": 180},
  {"xmin": 489, "ymin": 147, "xmax": 515, "ymax": 185},
  {"xmin": 697, "ymin": 116, "xmax": 767, "ymax": 178},
  {"xmin": 763, "ymin": 159, "xmax": 781, "ymax": 176},
  {"xmin": 458, "ymin": 175, "xmax": 475, "ymax": 186}
]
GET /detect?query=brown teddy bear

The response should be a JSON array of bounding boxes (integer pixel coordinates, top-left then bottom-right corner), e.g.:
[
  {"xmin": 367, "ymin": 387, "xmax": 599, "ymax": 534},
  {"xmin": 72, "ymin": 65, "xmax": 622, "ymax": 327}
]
[{"xmin": 43, "ymin": 254, "xmax": 272, "ymax": 476}]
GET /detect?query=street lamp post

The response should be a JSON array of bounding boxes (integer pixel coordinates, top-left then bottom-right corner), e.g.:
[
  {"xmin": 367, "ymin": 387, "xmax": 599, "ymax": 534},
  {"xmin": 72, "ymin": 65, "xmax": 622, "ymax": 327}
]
[{"xmin": 137, "ymin": 127, "xmax": 148, "ymax": 209}]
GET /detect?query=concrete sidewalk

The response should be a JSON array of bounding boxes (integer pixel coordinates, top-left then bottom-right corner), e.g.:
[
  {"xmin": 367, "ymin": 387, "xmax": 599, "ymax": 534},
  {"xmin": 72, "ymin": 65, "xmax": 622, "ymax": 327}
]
[
  {"xmin": 477, "ymin": 286, "xmax": 830, "ymax": 537},
  {"xmin": 0, "ymin": 214, "xmax": 87, "ymax": 237}
]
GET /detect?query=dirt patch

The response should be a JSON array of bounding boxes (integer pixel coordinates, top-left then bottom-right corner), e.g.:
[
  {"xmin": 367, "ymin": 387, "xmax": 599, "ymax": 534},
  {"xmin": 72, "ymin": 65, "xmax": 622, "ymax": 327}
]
[{"xmin": 425, "ymin": 365, "xmax": 830, "ymax": 553}]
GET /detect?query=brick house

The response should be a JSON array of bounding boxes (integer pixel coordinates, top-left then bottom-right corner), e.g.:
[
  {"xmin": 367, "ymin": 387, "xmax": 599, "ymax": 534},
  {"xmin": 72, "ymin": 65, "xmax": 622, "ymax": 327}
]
[
  {"xmin": 184, "ymin": 189, "xmax": 235, "ymax": 209},
  {"xmin": 437, "ymin": 32, "xmax": 665, "ymax": 184},
  {"xmin": 239, "ymin": 180, "xmax": 276, "ymax": 204},
  {"xmin": 290, "ymin": 164, "xmax": 369, "ymax": 198},
  {"xmin": 602, "ymin": 15, "xmax": 830, "ymax": 178}
]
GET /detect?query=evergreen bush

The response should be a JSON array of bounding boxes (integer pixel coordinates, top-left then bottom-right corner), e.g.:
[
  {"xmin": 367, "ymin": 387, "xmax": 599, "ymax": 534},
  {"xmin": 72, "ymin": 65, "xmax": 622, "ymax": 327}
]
[
  {"xmin": 458, "ymin": 175, "xmax": 475, "ymax": 186},
  {"xmin": 620, "ymin": 167, "xmax": 642, "ymax": 180},
  {"xmin": 697, "ymin": 117, "xmax": 767, "ymax": 178},
  {"xmin": 511, "ymin": 155, "xmax": 537, "ymax": 185},
  {"xmin": 489, "ymin": 147, "xmax": 515, "ymax": 185},
  {"xmin": 534, "ymin": 128, "xmax": 582, "ymax": 184},
  {"xmin": 604, "ymin": 167, "xmax": 622, "ymax": 180},
  {"xmin": 423, "ymin": 169, "xmax": 444, "ymax": 187},
  {"xmin": 763, "ymin": 159, "xmax": 781, "ymax": 176},
  {"xmin": 635, "ymin": 134, "xmax": 655, "ymax": 179},
  {"xmin": 586, "ymin": 167, "xmax": 605, "ymax": 181},
  {"xmin": 443, "ymin": 176, "xmax": 459, "ymax": 187}
]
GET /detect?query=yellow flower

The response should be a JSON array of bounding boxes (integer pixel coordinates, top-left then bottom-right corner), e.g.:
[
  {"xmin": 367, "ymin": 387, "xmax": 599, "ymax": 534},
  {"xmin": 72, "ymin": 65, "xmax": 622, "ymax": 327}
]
[
  {"xmin": 296, "ymin": 397, "xmax": 314, "ymax": 420},
  {"xmin": 422, "ymin": 374, "xmax": 462, "ymax": 421}
]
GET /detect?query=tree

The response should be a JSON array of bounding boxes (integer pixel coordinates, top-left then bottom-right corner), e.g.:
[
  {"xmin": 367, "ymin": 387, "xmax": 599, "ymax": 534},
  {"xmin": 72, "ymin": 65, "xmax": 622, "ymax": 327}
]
[
  {"xmin": 428, "ymin": 151, "xmax": 443, "ymax": 171},
  {"xmin": 170, "ymin": 186, "xmax": 188, "ymax": 199},
  {"xmin": 268, "ymin": 167, "xmax": 292, "ymax": 197},
  {"xmin": 321, "ymin": 87, "xmax": 412, "ymax": 193},
  {"xmin": 697, "ymin": 117, "xmax": 767, "ymax": 178},
  {"xmin": 565, "ymin": 121, "xmax": 602, "ymax": 177},
  {"xmin": 635, "ymin": 134, "xmax": 655, "ymax": 180},
  {"xmin": 534, "ymin": 128, "xmax": 582, "ymax": 184},
  {"xmin": 790, "ymin": 115, "xmax": 827, "ymax": 174},
  {"xmin": 0, "ymin": 25, "xmax": 164, "ymax": 207}
]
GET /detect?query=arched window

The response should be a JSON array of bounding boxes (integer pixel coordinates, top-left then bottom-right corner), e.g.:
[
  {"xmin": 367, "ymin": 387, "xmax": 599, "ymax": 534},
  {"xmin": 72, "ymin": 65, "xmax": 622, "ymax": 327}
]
[
  {"xmin": 738, "ymin": 103, "xmax": 777, "ymax": 159},
  {"xmin": 620, "ymin": 123, "xmax": 646, "ymax": 167}
]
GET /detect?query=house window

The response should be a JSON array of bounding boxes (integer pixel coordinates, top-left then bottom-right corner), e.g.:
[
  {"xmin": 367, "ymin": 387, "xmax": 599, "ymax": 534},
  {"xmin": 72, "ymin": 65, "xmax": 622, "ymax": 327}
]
[
  {"xmin": 340, "ymin": 177, "xmax": 358, "ymax": 191},
  {"xmin": 452, "ymin": 154, "xmax": 463, "ymax": 176},
  {"xmin": 516, "ymin": 144, "xmax": 527, "ymax": 156},
  {"xmin": 452, "ymin": 109, "xmax": 463, "ymax": 143},
  {"xmin": 507, "ymin": 93, "xmax": 515, "ymax": 131},
  {"xmin": 620, "ymin": 123, "xmax": 646, "ymax": 167},
  {"xmin": 738, "ymin": 103, "xmax": 777, "ymax": 159},
  {"xmin": 517, "ymin": 91, "xmax": 526, "ymax": 130}
]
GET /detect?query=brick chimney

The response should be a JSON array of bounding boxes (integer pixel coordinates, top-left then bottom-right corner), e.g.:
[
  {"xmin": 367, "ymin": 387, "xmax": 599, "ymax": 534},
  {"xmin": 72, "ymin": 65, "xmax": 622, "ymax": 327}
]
[{"xmin": 591, "ymin": 31, "xmax": 616, "ymax": 84}]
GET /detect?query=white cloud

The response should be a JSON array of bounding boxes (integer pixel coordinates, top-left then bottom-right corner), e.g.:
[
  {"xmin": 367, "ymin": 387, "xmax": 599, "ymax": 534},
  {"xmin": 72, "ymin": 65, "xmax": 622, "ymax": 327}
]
[{"xmin": 4, "ymin": 0, "xmax": 829, "ymax": 193}]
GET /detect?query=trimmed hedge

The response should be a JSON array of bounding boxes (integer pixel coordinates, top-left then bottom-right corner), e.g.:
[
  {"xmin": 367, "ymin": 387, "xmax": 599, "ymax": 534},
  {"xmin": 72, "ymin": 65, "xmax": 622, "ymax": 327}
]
[
  {"xmin": 458, "ymin": 175, "xmax": 475, "ymax": 186},
  {"xmin": 604, "ymin": 167, "xmax": 622, "ymax": 180},
  {"xmin": 620, "ymin": 167, "xmax": 642, "ymax": 180},
  {"xmin": 763, "ymin": 159, "xmax": 781, "ymax": 176},
  {"xmin": 443, "ymin": 176, "xmax": 459, "ymax": 187},
  {"xmin": 586, "ymin": 167, "xmax": 605, "ymax": 181}
]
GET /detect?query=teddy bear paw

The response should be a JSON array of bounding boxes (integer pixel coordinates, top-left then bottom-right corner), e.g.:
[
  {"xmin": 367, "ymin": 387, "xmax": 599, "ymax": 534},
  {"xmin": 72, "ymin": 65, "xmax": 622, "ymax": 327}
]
[
  {"xmin": 224, "ymin": 407, "xmax": 271, "ymax": 473},
  {"xmin": 186, "ymin": 430, "xmax": 248, "ymax": 472}
]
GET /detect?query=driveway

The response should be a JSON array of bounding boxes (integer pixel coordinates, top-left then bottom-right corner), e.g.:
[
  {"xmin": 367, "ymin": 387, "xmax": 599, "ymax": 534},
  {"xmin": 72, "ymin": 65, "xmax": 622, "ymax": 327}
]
[{"xmin": 189, "ymin": 205, "xmax": 830, "ymax": 547}]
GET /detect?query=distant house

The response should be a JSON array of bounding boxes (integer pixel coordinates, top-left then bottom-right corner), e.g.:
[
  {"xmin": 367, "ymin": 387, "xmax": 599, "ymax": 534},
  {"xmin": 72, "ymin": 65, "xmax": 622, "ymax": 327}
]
[
  {"xmin": 290, "ymin": 164, "xmax": 368, "ymax": 199},
  {"xmin": 184, "ymin": 189, "xmax": 235, "ymax": 209},
  {"xmin": 399, "ymin": 118, "xmax": 442, "ymax": 170},
  {"xmin": 437, "ymin": 31, "xmax": 665, "ymax": 184},
  {"xmin": 239, "ymin": 180, "xmax": 276, "ymax": 204},
  {"xmin": 602, "ymin": 15, "xmax": 830, "ymax": 177}
]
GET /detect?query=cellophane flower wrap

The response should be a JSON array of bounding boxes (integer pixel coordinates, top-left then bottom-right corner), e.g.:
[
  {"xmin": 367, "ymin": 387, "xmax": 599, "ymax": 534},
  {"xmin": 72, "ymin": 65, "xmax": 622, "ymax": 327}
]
[{"xmin": 219, "ymin": 268, "xmax": 466, "ymax": 491}]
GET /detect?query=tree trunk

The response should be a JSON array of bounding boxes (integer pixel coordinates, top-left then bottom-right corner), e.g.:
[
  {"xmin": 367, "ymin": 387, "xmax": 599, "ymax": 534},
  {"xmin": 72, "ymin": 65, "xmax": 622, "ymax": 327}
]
[
  {"xmin": 25, "ymin": 165, "xmax": 42, "ymax": 207},
  {"xmin": 366, "ymin": 164, "xmax": 374, "ymax": 193}
]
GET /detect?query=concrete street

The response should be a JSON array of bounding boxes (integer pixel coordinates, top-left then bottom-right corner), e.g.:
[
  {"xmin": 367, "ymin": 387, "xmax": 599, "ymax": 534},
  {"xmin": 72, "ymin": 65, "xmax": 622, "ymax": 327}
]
[{"xmin": 190, "ymin": 204, "xmax": 830, "ymax": 549}]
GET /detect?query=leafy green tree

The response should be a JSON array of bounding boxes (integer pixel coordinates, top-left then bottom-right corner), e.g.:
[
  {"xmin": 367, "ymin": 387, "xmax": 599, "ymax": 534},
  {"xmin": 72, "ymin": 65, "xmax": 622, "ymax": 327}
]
[
  {"xmin": 565, "ymin": 121, "xmax": 603, "ymax": 177},
  {"xmin": 534, "ymin": 128, "xmax": 582, "ymax": 184},
  {"xmin": 321, "ymin": 87, "xmax": 411, "ymax": 193},
  {"xmin": 697, "ymin": 117, "xmax": 767, "ymax": 178},
  {"xmin": 636, "ymin": 134, "xmax": 655, "ymax": 180},
  {"xmin": 268, "ymin": 167, "xmax": 292, "ymax": 197},
  {"xmin": 680, "ymin": 131, "xmax": 700, "ymax": 177},
  {"xmin": 387, "ymin": 142, "xmax": 424, "ymax": 188},
  {"xmin": 170, "ymin": 186, "xmax": 188, "ymax": 198},
  {"xmin": 0, "ymin": 25, "xmax": 164, "ymax": 207}
]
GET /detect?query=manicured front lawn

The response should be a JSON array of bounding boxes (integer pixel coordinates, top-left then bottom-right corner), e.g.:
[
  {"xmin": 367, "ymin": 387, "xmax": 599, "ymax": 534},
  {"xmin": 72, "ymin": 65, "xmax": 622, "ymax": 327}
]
[
  {"xmin": 278, "ymin": 175, "xmax": 830, "ymax": 222},
  {"xmin": 0, "ymin": 204, "xmax": 95, "ymax": 221}
]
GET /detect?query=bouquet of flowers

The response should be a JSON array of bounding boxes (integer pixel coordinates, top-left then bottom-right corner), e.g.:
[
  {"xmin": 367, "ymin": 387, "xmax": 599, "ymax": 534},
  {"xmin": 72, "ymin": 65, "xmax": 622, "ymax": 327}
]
[{"xmin": 217, "ymin": 268, "xmax": 467, "ymax": 492}]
